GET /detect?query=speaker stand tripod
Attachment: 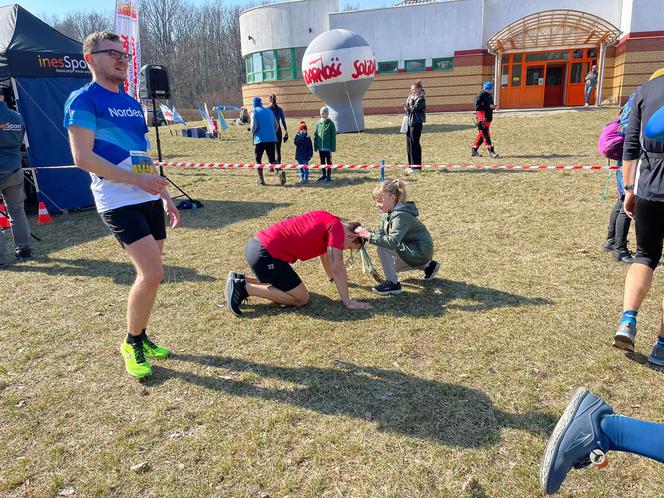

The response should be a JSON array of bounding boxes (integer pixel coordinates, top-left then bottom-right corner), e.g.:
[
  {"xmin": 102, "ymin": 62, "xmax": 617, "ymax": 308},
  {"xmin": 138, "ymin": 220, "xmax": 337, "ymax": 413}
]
[{"xmin": 151, "ymin": 97, "xmax": 203, "ymax": 208}]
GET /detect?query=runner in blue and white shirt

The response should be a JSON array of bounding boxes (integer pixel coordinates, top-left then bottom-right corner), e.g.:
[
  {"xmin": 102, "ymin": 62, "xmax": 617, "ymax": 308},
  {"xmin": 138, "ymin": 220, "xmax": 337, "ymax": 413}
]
[{"xmin": 64, "ymin": 31, "xmax": 180, "ymax": 379}]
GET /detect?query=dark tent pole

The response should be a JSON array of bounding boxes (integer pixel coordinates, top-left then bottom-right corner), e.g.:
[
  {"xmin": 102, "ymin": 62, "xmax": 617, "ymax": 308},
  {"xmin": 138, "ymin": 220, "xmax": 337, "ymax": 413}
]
[{"xmin": 151, "ymin": 96, "xmax": 202, "ymax": 207}]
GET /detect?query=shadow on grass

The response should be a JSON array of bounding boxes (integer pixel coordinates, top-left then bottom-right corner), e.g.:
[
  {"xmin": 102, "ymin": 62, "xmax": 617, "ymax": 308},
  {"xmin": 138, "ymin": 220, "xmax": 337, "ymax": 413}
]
[
  {"xmin": 365, "ymin": 123, "xmax": 476, "ymax": 135},
  {"xmin": 240, "ymin": 278, "xmax": 552, "ymax": 321},
  {"xmin": 1, "ymin": 257, "xmax": 215, "ymax": 285},
  {"xmin": 625, "ymin": 351, "xmax": 664, "ymax": 373},
  {"xmin": 31, "ymin": 199, "xmax": 289, "ymax": 255},
  {"xmin": 152, "ymin": 358, "xmax": 557, "ymax": 448}
]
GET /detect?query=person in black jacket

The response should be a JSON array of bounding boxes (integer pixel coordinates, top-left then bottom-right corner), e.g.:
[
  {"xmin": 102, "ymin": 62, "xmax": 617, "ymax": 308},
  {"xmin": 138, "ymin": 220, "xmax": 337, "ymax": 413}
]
[
  {"xmin": 404, "ymin": 80, "xmax": 426, "ymax": 173},
  {"xmin": 612, "ymin": 70, "xmax": 664, "ymax": 366},
  {"xmin": 471, "ymin": 81, "xmax": 499, "ymax": 159}
]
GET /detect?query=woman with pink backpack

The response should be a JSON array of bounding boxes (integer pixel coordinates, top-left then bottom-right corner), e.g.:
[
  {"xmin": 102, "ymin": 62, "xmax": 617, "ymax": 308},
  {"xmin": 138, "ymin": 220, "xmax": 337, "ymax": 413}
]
[{"xmin": 600, "ymin": 96, "xmax": 634, "ymax": 264}]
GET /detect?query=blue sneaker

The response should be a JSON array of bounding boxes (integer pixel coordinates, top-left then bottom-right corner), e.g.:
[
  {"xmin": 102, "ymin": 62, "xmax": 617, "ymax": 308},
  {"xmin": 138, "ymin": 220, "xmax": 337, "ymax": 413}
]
[
  {"xmin": 372, "ymin": 281, "xmax": 402, "ymax": 295},
  {"xmin": 647, "ymin": 341, "xmax": 664, "ymax": 367},
  {"xmin": 540, "ymin": 387, "xmax": 613, "ymax": 495},
  {"xmin": 612, "ymin": 322, "xmax": 636, "ymax": 352}
]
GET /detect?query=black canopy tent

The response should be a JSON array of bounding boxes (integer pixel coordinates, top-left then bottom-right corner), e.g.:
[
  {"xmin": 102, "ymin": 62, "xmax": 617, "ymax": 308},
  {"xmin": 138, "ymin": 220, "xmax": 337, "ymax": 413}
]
[{"xmin": 0, "ymin": 4, "xmax": 93, "ymax": 212}]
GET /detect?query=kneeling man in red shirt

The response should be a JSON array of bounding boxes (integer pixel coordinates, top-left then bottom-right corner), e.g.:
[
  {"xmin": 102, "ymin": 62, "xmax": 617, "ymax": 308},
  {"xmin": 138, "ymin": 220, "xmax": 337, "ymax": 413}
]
[{"xmin": 225, "ymin": 210, "xmax": 371, "ymax": 316}]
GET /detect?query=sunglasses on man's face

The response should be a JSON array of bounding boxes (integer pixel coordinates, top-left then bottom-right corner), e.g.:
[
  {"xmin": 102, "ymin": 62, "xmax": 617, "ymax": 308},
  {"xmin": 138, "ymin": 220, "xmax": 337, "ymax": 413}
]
[{"xmin": 91, "ymin": 49, "xmax": 132, "ymax": 62}]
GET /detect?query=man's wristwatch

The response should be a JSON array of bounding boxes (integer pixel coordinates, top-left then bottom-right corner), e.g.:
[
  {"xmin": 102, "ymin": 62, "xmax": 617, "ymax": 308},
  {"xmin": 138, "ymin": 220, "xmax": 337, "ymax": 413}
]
[{"xmin": 624, "ymin": 184, "xmax": 635, "ymax": 191}]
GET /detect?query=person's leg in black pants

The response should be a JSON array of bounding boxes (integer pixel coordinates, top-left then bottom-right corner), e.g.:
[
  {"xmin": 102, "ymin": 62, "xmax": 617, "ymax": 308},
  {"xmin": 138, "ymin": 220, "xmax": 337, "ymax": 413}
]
[
  {"xmin": 266, "ymin": 141, "xmax": 285, "ymax": 185},
  {"xmin": 318, "ymin": 152, "xmax": 332, "ymax": 181},
  {"xmin": 255, "ymin": 142, "xmax": 267, "ymax": 185},
  {"xmin": 605, "ymin": 198, "xmax": 621, "ymax": 249},
  {"xmin": 406, "ymin": 126, "xmax": 413, "ymax": 165},
  {"xmin": 275, "ymin": 128, "xmax": 283, "ymax": 164},
  {"xmin": 408, "ymin": 123, "xmax": 423, "ymax": 169},
  {"xmin": 613, "ymin": 197, "xmax": 632, "ymax": 261}
]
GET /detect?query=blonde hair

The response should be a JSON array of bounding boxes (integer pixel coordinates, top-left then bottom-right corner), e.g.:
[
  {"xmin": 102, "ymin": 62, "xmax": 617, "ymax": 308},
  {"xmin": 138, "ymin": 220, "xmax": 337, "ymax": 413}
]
[
  {"xmin": 83, "ymin": 31, "xmax": 120, "ymax": 54},
  {"xmin": 372, "ymin": 178, "xmax": 407, "ymax": 203}
]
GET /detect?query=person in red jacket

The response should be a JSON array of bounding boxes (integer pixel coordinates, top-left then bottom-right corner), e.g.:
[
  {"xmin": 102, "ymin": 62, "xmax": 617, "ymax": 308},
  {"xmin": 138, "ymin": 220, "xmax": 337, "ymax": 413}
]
[{"xmin": 471, "ymin": 81, "xmax": 499, "ymax": 159}]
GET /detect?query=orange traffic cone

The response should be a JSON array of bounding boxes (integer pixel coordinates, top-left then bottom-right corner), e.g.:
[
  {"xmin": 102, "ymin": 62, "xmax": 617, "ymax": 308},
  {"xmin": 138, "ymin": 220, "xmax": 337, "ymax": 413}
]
[
  {"xmin": 37, "ymin": 201, "xmax": 52, "ymax": 225},
  {"xmin": 0, "ymin": 204, "xmax": 10, "ymax": 229}
]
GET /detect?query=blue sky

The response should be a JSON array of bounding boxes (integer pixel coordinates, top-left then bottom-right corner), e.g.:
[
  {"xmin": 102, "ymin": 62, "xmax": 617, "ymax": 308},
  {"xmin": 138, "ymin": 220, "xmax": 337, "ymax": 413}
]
[{"xmin": 15, "ymin": 0, "xmax": 392, "ymax": 19}]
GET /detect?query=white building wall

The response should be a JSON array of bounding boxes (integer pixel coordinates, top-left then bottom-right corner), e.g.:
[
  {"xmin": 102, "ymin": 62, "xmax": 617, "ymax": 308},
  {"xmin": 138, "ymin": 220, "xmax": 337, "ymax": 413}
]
[
  {"xmin": 240, "ymin": 0, "xmax": 338, "ymax": 56},
  {"xmin": 329, "ymin": 0, "xmax": 484, "ymax": 62},
  {"xmin": 628, "ymin": 0, "xmax": 664, "ymax": 32},
  {"xmin": 482, "ymin": 0, "xmax": 623, "ymax": 42},
  {"xmin": 619, "ymin": 0, "xmax": 634, "ymax": 34}
]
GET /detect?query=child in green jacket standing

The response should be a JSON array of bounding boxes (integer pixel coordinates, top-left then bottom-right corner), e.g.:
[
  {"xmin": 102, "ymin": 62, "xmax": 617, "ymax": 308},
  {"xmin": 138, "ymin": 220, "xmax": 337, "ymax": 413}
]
[
  {"xmin": 354, "ymin": 179, "xmax": 440, "ymax": 295},
  {"xmin": 314, "ymin": 106, "xmax": 336, "ymax": 183}
]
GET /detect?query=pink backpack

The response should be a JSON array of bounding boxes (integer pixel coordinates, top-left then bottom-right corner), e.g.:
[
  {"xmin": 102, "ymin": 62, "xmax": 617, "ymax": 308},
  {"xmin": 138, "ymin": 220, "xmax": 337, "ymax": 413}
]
[{"xmin": 598, "ymin": 119, "xmax": 624, "ymax": 161}]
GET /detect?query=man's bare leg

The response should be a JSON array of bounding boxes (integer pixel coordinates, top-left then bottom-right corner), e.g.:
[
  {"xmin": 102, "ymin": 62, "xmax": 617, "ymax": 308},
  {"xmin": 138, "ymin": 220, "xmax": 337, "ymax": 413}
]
[
  {"xmin": 124, "ymin": 235, "xmax": 164, "ymax": 335},
  {"xmin": 623, "ymin": 263, "xmax": 654, "ymax": 312}
]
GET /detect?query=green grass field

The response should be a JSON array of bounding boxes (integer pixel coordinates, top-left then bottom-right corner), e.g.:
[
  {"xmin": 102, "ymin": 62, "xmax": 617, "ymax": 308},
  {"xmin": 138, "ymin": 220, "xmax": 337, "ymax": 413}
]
[{"xmin": 2, "ymin": 108, "xmax": 664, "ymax": 497}]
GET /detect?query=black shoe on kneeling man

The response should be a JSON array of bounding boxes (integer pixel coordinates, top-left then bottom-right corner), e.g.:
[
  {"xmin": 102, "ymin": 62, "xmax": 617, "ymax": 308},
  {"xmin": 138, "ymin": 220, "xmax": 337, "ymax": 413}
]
[{"xmin": 225, "ymin": 275, "xmax": 248, "ymax": 317}]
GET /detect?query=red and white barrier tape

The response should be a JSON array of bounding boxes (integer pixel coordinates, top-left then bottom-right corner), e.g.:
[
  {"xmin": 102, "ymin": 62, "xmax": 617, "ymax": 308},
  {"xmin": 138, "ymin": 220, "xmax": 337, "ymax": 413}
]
[
  {"xmin": 24, "ymin": 163, "xmax": 621, "ymax": 172},
  {"xmin": 157, "ymin": 162, "xmax": 620, "ymax": 171}
]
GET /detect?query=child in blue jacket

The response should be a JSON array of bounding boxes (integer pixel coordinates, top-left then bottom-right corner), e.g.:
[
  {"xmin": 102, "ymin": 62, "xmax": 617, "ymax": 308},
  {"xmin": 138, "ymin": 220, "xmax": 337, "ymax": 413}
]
[{"xmin": 294, "ymin": 121, "xmax": 313, "ymax": 184}]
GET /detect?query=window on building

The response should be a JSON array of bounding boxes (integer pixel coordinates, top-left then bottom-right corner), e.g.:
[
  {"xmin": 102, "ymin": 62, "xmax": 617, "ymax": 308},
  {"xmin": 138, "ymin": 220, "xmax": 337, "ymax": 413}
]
[
  {"xmin": 294, "ymin": 47, "xmax": 306, "ymax": 78},
  {"xmin": 432, "ymin": 57, "xmax": 453, "ymax": 70},
  {"xmin": 513, "ymin": 53, "xmax": 522, "ymax": 63},
  {"xmin": 277, "ymin": 48, "xmax": 292, "ymax": 80},
  {"xmin": 511, "ymin": 64, "xmax": 522, "ymax": 86},
  {"xmin": 251, "ymin": 52, "xmax": 263, "ymax": 83},
  {"xmin": 262, "ymin": 50, "xmax": 276, "ymax": 81},
  {"xmin": 587, "ymin": 48, "xmax": 597, "ymax": 58},
  {"xmin": 526, "ymin": 66, "xmax": 543, "ymax": 85},
  {"xmin": 405, "ymin": 59, "xmax": 426, "ymax": 72},
  {"xmin": 502, "ymin": 54, "xmax": 509, "ymax": 64},
  {"xmin": 378, "ymin": 61, "xmax": 398, "ymax": 73},
  {"xmin": 501, "ymin": 64, "xmax": 509, "ymax": 87},
  {"xmin": 526, "ymin": 52, "xmax": 569, "ymax": 62},
  {"xmin": 245, "ymin": 55, "xmax": 254, "ymax": 84},
  {"xmin": 572, "ymin": 49, "xmax": 583, "ymax": 59},
  {"xmin": 571, "ymin": 62, "xmax": 584, "ymax": 83}
]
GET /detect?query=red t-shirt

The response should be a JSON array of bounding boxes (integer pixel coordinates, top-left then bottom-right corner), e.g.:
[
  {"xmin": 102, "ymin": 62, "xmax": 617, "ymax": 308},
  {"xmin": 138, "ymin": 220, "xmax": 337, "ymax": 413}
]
[{"xmin": 256, "ymin": 211, "xmax": 346, "ymax": 263}]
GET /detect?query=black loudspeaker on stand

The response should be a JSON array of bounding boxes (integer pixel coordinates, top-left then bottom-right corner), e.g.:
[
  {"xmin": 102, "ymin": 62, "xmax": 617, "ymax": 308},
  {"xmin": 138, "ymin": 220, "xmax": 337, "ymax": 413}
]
[{"xmin": 140, "ymin": 64, "xmax": 203, "ymax": 208}]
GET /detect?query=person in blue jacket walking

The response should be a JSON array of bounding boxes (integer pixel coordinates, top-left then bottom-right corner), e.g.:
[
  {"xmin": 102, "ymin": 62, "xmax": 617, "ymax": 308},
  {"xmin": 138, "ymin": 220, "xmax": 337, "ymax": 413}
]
[{"xmin": 250, "ymin": 96, "xmax": 285, "ymax": 186}]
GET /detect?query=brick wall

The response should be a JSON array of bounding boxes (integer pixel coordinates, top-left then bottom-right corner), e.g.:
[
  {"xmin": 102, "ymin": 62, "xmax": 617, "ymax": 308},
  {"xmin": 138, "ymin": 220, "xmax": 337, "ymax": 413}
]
[
  {"xmin": 242, "ymin": 50, "xmax": 494, "ymax": 117},
  {"xmin": 605, "ymin": 32, "xmax": 664, "ymax": 105}
]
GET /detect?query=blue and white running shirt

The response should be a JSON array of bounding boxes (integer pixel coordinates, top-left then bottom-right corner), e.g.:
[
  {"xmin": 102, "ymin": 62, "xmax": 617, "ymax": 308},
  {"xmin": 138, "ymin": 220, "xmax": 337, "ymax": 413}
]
[{"xmin": 64, "ymin": 82, "xmax": 159, "ymax": 212}]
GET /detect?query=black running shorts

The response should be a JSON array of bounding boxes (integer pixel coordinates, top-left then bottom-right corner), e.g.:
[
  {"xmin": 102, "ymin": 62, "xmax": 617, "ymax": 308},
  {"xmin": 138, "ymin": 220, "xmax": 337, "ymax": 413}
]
[
  {"xmin": 100, "ymin": 200, "xmax": 166, "ymax": 246},
  {"xmin": 634, "ymin": 197, "xmax": 664, "ymax": 269},
  {"xmin": 245, "ymin": 236, "xmax": 302, "ymax": 292}
]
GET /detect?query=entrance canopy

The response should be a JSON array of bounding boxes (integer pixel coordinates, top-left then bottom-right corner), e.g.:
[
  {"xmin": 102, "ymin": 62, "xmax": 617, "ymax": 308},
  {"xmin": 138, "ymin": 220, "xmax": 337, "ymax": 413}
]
[{"xmin": 487, "ymin": 10, "xmax": 621, "ymax": 53}]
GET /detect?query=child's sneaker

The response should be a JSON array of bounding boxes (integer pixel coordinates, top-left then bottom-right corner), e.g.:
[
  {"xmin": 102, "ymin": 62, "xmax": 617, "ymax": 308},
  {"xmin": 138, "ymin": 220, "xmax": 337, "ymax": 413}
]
[
  {"xmin": 612, "ymin": 322, "xmax": 636, "ymax": 352},
  {"xmin": 471, "ymin": 147, "xmax": 480, "ymax": 157},
  {"xmin": 540, "ymin": 387, "xmax": 613, "ymax": 495},
  {"xmin": 647, "ymin": 340, "xmax": 664, "ymax": 366},
  {"xmin": 423, "ymin": 260, "xmax": 440, "ymax": 280},
  {"xmin": 372, "ymin": 281, "xmax": 402, "ymax": 295},
  {"xmin": 490, "ymin": 151, "xmax": 500, "ymax": 159},
  {"xmin": 121, "ymin": 340, "xmax": 152, "ymax": 378},
  {"xmin": 143, "ymin": 335, "xmax": 171, "ymax": 360},
  {"xmin": 317, "ymin": 175, "xmax": 326, "ymax": 182}
]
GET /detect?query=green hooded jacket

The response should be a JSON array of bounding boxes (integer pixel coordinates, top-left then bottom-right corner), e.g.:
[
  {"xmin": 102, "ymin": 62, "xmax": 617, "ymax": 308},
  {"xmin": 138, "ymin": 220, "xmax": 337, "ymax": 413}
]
[
  {"xmin": 368, "ymin": 202, "xmax": 433, "ymax": 266},
  {"xmin": 314, "ymin": 118, "xmax": 336, "ymax": 152}
]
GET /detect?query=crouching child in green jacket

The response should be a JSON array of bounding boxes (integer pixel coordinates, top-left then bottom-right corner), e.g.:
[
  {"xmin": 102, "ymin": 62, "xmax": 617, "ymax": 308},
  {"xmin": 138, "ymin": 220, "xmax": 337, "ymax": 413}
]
[{"xmin": 354, "ymin": 179, "xmax": 440, "ymax": 295}]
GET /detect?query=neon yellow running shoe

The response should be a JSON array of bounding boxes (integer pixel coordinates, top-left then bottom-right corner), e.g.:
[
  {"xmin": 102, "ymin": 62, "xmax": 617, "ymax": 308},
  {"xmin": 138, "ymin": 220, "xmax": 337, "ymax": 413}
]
[
  {"xmin": 143, "ymin": 336, "xmax": 171, "ymax": 360},
  {"xmin": 121, "ymin": 340, "xmax": 152, "ymax": 378}
]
